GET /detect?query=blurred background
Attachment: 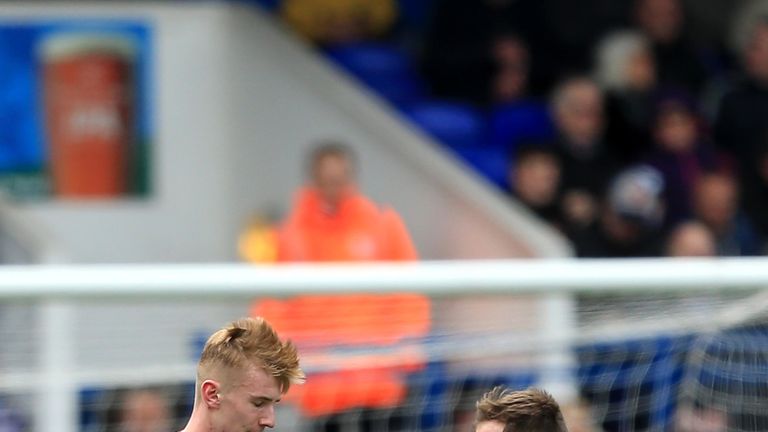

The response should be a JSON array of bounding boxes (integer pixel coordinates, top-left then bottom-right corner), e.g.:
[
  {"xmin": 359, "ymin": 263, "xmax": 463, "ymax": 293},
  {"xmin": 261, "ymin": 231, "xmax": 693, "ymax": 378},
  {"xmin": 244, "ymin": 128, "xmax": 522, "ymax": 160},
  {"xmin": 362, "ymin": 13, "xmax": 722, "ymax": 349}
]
[{"xmin": 0, "ymin": 0, "xmax": 768, "ymax": 431}]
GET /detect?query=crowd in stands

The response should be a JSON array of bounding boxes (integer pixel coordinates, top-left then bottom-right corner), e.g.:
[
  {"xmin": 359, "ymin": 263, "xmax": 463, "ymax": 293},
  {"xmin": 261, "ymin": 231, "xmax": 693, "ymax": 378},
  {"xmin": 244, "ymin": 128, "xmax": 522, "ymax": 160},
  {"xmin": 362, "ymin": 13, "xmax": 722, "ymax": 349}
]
[{"xmin": 260, "ymin": 0, "xmax": 768, "ymax": 258}]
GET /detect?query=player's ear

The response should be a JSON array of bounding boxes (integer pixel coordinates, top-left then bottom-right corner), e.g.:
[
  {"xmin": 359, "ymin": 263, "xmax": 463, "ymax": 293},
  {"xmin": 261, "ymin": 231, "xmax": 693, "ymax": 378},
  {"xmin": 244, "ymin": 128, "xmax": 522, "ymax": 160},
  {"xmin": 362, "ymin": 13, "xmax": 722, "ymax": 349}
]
[{"xmin": 201, "ymin": 379, "xmax": 221, "ymax": 409}]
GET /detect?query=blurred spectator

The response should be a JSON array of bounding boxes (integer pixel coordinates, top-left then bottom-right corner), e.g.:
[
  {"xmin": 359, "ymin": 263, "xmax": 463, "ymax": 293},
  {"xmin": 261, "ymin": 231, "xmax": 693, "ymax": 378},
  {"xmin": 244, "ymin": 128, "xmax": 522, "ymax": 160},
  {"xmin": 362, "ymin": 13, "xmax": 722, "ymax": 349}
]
[
  {"xmin": 262, "ymin": 143, "xmax": 426, "ymax": 431},
  {"xmin": 729, "ymin": 0, "xmax": 768, "ymax": 61},
  {"xmin": 692, "ymin": 172, "xmax": 761, "ymax": 255},
  {"xmin": 115, "ymin": 389, "xmax": 171, "ymax": 432},
  {"xmin": 422, "ymin": 0, "xmax": 624, "ymax": 103},
  {"xmin": 491, "ymin": 35, "xmax": 531, "ymax": 104},
  {"xmin": 551, "ymin": 77, "xmax": 619, "ymax": 229},
  {"xmin": 646, "ymin": 91, "xmax": 719, "ymax": 227},
  {"xmin": 685, "ymin": 0, "xmax": 751, "ymax": 50},
  {"xmin": 281, "ymin": 0, "xmax": 397, "ymax": 45},
  {"xmin": 507, "ymin": 145, "xmax": 562, "ymax": 228},
  {"xmin": 716, "ymin": 15, "xmax": 768, "ymax": 241},
  {"xmin": 570, "ymin": 165, "xmax": 665, "ymax": 257},
  {"xmin": 535, "ymin": 0, "xmax": 631, "ymax": 89},
  {"xmin": 421, "ymin": 0, "xmax": 535, "ymax": 105},
  {"xmin": 595, "ymin": 30, "xmax": 658, "ymax": 162},
  {"xmin": 717, "ymin": 15, "xmax": 768, "ymax": 163},
  {"xmin": 278, "ymin": 142, "xmax": 417, "ymax": 261},
  {"xmin": 665, "ymin": 221, "xmax": 717, "ymax": 257},
  {"xmin": 634, "ymin": 0, "xmax": 709, "ymax": 96},
  {"xmin": 238, "ymin": 213, "xmax": 280, "ymax": 263}
]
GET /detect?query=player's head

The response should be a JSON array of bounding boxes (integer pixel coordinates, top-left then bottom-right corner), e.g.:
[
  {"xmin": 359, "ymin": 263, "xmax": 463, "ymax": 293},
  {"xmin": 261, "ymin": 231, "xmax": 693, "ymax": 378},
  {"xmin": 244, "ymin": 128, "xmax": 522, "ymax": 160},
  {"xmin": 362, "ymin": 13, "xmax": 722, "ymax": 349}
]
[
  {"xmin": 195, "ymin": 317, "xmax": 304, "ymax": 431},
  {"xmin": 475, "ymin": 387, "xmax": 568, "ymax": 432},
  {"xmin": 308, "ymin": 142, "xmax": 357, "ymax": 208}
]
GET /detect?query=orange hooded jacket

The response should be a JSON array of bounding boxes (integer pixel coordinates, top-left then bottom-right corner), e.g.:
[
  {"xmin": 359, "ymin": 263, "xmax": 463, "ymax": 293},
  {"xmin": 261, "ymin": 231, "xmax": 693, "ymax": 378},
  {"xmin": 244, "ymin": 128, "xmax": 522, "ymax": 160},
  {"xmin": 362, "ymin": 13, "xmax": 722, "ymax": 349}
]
[
  {"xmin": 277, "ymin": 187, "xmax": 417, "ymax": 262},
  {"xmin": 252, "ymin": 187, "xmax": 428, "ymax": 417}
]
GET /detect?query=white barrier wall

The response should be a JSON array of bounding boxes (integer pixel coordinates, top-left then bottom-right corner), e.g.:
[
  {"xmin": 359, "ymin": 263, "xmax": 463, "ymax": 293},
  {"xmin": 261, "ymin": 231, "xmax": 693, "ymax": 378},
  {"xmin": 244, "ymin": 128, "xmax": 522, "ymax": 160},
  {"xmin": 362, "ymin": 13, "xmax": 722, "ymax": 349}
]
[{"xmin": 4, "ymin": 2, "xmax": 569, "ymax": 262}]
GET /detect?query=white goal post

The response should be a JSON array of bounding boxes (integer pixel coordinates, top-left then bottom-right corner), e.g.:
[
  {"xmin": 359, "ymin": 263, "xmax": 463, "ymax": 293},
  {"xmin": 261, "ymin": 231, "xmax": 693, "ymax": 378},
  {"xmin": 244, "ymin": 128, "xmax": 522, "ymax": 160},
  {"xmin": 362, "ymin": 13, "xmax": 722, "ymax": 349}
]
[{"xmin": 0, "ymin": 258, "xmax": 767, "ymax": 432}]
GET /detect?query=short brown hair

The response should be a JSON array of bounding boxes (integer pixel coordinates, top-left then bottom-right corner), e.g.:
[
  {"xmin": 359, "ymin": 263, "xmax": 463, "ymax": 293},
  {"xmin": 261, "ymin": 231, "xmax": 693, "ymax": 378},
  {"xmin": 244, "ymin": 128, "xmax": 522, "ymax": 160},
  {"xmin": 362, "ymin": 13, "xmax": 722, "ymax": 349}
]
[
  {"xmin": 198, "ymin": 317, "xmax": 305, "ymax": 393},
  {"xmin": 475, "ymin": 387, "xmax": 568, "ymax": 432}
]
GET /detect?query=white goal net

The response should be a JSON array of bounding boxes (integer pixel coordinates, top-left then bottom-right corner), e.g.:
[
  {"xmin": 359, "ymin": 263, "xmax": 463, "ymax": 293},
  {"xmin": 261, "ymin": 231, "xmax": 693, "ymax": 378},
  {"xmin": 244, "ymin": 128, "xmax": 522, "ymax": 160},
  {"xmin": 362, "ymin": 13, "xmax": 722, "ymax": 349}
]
[{"xmin": 0, "ymin": 259, "xmax": 767, "ymax": 432}]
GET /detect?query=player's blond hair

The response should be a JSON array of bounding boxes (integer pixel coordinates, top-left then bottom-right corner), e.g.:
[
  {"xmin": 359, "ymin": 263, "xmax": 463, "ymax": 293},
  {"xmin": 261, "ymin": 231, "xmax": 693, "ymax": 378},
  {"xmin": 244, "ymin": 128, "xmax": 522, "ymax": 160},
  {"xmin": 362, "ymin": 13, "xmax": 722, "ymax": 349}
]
[
  {"xmin": 198, "ymin": 317, "xmax": 305, "ymax": 393},
  {"xmin": 475, "ymin": 387, "xmax": 568, "ymax": 432}
]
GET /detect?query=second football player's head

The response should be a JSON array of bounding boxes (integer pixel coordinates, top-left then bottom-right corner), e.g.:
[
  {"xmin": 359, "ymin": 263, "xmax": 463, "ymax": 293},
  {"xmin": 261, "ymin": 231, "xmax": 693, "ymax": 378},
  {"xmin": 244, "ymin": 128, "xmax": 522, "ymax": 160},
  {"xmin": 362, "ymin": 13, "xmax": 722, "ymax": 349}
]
[
  {"xmin": 475, "ymin": 387, "xmax": 568, "ymax": 432},
  {"xmin": 195, "ymin": 317, "xmax": 304, "ymax": 432}
]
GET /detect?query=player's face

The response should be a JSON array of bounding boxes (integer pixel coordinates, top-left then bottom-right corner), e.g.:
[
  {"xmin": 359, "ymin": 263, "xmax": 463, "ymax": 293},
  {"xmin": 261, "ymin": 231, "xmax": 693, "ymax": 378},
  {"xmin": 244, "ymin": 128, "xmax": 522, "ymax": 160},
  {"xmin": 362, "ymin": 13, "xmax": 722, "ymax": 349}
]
[
  {"xmin": 475, "ymin": 420, "xmax": 506, "ymax": 432},
  {"xmin": 213, "ymin": 366, "xmax": 282, "ymax": 432}
]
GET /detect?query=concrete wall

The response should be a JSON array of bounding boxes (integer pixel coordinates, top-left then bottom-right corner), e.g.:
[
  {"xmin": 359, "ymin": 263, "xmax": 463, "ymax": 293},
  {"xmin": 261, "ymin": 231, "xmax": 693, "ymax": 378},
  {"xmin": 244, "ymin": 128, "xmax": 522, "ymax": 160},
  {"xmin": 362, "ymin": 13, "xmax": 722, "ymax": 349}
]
[{"xmin": 3, "ymin": 2, "xmax": 570, "ymax": 262}]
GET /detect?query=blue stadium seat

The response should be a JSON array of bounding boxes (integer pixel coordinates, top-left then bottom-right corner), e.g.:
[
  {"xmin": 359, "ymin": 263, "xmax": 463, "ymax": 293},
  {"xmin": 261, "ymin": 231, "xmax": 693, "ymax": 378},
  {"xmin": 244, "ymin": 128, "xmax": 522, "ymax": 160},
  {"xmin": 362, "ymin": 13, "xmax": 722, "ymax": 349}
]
[
  {"xmin": 325, "ymin": 43, "xmax": 425, "ymax": 107},
  {"xmin": 403, "ymin": 101, "xmax": 486, "ymax": 149},
  {"xmin": 451, "ymin": 146, "xmax": 510, "ymax": 189},
  {"xmin": 79, "ymin": 387, "xmax": 107, "ymax": 430},
  {"xmin": 577, "ymin": 335, "xmax": 693, "ymax": 432},
  {"xmin": 487, "ymin": 100, "xmax": 555, "ymax": 151}
]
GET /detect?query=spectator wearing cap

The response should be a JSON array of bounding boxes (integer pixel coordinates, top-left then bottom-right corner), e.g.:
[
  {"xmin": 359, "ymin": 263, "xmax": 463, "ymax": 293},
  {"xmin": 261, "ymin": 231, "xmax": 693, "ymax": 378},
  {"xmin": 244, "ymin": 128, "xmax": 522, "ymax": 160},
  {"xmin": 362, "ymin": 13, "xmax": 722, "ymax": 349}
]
[
  {"xmin": 646, "ymin": 90, "xmax": 719, "ymax": 228},
  {"xmin": 595, "ymin": 30, "xmax": 658, "ymax": 163},
  {"xmin": 569, "ymin": 165, "xmax": 666, "ymax": 258},
  {"xmin": 550, "ymin": 77, "xmax": 620, "ymax": 230}
]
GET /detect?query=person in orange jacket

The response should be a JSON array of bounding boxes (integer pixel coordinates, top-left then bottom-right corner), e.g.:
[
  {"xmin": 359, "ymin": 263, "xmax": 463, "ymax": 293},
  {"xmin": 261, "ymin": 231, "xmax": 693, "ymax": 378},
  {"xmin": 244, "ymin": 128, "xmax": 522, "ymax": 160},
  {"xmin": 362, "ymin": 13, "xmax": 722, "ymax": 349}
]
[
  {"xmin": 252, "ymin": 143, "xmax": 428, "ymax": 429},
  {"xmin": 278, "ymin": 143, "xmax": 417, "ymax": 262}
]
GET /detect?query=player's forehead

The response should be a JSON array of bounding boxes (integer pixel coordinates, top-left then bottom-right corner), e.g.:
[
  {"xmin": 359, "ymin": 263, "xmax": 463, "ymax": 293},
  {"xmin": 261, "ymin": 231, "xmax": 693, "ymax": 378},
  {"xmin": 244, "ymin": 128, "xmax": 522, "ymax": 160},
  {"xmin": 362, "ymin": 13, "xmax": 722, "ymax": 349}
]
[
  {"xmin": 475, "ymin": 420, "xmax": 506, "ymax": 432},
  {"xmin": 230, "ymin": 364, "xmax": 282, "ymax": 398}
]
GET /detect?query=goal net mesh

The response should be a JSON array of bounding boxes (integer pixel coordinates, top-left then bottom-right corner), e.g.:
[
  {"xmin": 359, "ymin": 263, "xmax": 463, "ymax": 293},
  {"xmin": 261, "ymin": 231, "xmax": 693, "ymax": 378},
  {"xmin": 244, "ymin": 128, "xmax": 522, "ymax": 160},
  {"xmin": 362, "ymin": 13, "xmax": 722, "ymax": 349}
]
[{"xmin": 0, "ymin": 280, "xmax": 766, "ymax": 432}]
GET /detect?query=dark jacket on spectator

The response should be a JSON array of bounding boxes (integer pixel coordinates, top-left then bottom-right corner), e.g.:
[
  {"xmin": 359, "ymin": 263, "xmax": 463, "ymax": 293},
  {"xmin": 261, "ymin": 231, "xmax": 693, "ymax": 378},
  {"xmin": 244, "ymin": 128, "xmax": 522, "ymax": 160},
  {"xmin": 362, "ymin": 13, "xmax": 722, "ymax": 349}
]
[
  {"xmin": 715, "ymin": 78, "xmax": 768, "ymax": 242},
  {"xmin": 652, "ymin": 37, "xmax": 709, "ymax": 97},
  {"xmin": 569, "ymin": 222, "xmax": 663, "ymax": 258},
  {"xmin": 646, "ymin": 144, "xmax": 718, "ymax": 227},
  {"xmin": 556, "ymin": 137, "xmax": 621, "ymax": 199},
  {"xmin": 708, "ymin": 213, "xmax": 762, "ymax": 256},
  {"xmin": 421, "ymin": 0, "xmax": 533, "ymax": 105},
  {"xmin": 715, "ymin": 78, "xmax": 768, "ymax": 172},
  {"xmin": 744, "ymin": 178, "xmax": 768, "ymax": 245},
  {"xmin": 421, "ymin": 0, "xmax": 623, "ymax": 102},
  {"xmin": 604, "ymin": 90, "xmax": 654, "ymax": 164}
]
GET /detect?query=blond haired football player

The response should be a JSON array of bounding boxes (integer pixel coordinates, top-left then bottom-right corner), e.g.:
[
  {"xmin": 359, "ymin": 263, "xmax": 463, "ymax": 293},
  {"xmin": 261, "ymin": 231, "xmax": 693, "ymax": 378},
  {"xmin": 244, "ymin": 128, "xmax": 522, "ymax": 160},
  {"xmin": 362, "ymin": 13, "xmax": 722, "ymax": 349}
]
[
  {"xmin": 180, "ymin": 317, "xmax": 304, "ymax": 432},
  {"xmin": 475, "ymin": 386, "xmax": 568, "ymax": 432}
]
